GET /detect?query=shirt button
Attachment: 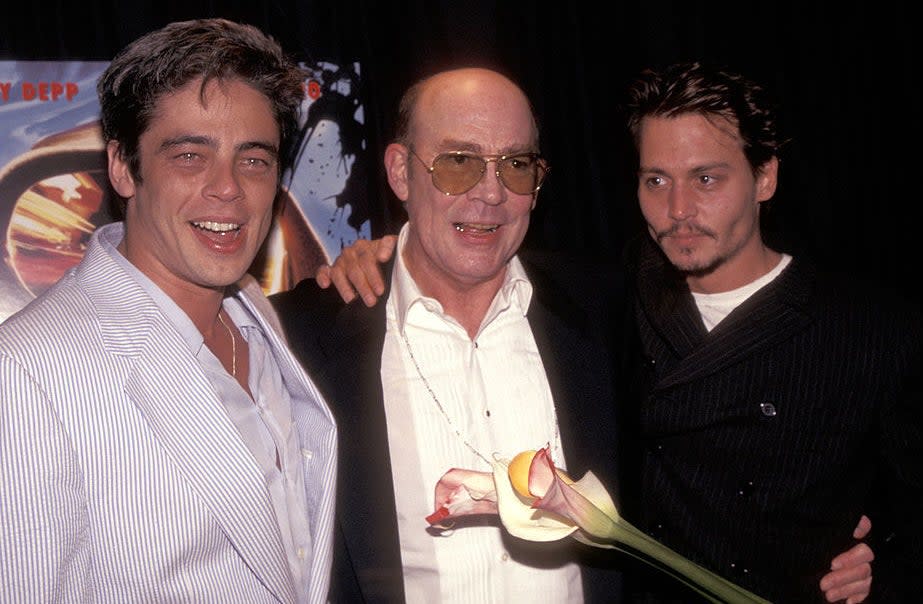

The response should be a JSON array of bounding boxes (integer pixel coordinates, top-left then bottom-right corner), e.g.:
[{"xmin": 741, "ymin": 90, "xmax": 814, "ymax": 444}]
[
  {"xmin": 500, "ymin": 552, "xmax": 509, "ymax": 562},
  {"xmin": 301, "ymin": 449, "xmax": 313, "ymax": 460},
  {"xmin": 297, "ymin": 547, "xmax": 307, "ymax": 559}
]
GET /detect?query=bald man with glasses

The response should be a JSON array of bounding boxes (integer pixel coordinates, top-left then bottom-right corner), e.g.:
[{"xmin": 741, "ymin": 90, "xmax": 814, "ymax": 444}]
[
  {"xmin": 273, "ymin": 64, "xmax": 882, "ymax": 603},
  {"xmin": 271, "ymin": 67, "xmax": 627, "ymax": 603}
]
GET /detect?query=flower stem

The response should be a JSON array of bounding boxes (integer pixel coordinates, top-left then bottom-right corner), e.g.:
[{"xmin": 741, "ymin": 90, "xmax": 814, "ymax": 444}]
[{"xmin": 581, "ymin": 518, "xmax": 772, "ymax": 604}]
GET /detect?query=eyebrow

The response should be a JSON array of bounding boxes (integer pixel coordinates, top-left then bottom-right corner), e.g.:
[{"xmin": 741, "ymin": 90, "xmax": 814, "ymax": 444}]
[
  {"xmin": 157, "ymin": 135, "xmax": 213, "ymax": 153},
  {"xmin": 690, "ymin": 162, "xmax": 733, "ymax": 174},
  {"xmin": 436, "ymin": 139, "xmax": 536, "ymax": 155},
  {"xmin": 638, "ymin": 162, "xmax": 733, "ymax": 175},
  {"xmin": 157, "ymin": 135, "xmax": 279, "ymax": 157},
  {"xmin": 238, "ymin": 141, "xmax": 279, "ymax": 157}
]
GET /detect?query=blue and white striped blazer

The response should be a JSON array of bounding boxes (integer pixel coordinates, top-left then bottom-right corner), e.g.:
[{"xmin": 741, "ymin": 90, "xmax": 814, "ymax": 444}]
[{"xmin": 0, "ymin": 225, "xmax": 337, "ymax": 603}]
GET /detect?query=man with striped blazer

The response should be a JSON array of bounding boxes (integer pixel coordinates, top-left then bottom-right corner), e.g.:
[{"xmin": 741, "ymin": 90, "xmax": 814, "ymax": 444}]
[{"xmin": 0, "ymin": 19, "xmax": 337, "ymax": 603}]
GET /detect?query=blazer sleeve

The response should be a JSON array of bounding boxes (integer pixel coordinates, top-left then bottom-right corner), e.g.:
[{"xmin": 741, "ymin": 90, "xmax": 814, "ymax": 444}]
[{"xmin": 0, "ymin": 353, "xmax": 96, "ymax": 601}]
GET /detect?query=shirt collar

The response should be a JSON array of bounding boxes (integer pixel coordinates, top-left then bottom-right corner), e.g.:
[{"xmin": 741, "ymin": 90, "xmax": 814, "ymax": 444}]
[
  {"xmin": 96, "ymin": 221, "xmax": 257, "ymax": 352},
  {"xmin": 390, "ymin": 222, "xmax": 533, "ymax": 335}
]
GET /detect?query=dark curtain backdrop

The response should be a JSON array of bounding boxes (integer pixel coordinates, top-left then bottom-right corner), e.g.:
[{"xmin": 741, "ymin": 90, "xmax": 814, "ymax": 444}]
[{"xmin": 4, "ymin": 1, "xmax": 920, "ymax": 302}]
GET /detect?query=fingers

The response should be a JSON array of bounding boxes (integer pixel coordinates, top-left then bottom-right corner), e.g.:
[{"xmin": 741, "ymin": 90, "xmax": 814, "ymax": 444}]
[
  {"xmin": 356, "ymin": 240, "xmax": 389, "ymax": 305},
  {"xmin": 429, "ymin": 467, "xmax": 499, "ymax": 525},
  {"xmin": 315, "ymin": 236, "xmax": 394, "ymax": 305},
  {"xmin": 315, "ymin": 264, "xmax": 333, "ymax": 289},
  {"xmin": 329, "ymin": 238, "xmax": 389, "ymax": 307},
  {"xmin": 820, "ymin": 542, "xmax": 873, "ymax": 603},
  {"xmin": 853, "ymin": 514, "xmax": 871, "ymax": 539},
  {"xmin": 328, "ymin": 266, "xmax": 358, "ymax": 304},
  {"xmin": 830, "ymin": 542, "xmax": 874, "ymax": 571},
  {"xmin": 821, "ymin": 576, "xmax": 872, "ymax": 603},
  {"xmin": 375, "ymin": 235, "xmax": 398, "ymax": 262}
]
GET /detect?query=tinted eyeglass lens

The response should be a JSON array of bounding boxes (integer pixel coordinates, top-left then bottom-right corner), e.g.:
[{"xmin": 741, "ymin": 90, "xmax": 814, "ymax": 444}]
[
  {"xmin": 431, "ymin": 154, "xmax": 485, "ymax": 195},
  {"xmin": 498, "ymin": 155, "xmax": 542, "ymax": 195},
  {"xmin": 431, "ymin": 153, "xmax": 545, "ymax": 195}
]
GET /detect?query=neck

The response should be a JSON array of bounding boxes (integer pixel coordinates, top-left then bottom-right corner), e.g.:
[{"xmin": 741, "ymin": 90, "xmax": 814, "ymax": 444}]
[
  {"xmin": 686, "ymin": 245, "xmax": 782, "ymax": 295},
  {"xmin": 117, "ymin": 229, "xmax": 229, "ymax": 334},
  {"xmin": 403, "ymin": 250, "xmax": 506, "ymax": 339}
]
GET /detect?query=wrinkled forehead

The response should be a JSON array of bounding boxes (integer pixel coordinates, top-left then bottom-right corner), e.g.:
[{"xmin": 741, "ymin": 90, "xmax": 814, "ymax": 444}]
[{"xmin": 412, "ymin": 76, "xmax": 538, "ymax": 151}]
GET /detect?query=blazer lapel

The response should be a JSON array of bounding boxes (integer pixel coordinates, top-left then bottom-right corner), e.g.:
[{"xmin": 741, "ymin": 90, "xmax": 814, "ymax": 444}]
[
  {"xmin": 638, "ymin": 242, "xmax": 815, "ymax": 391},
  {"xmin": 238, "ymin": 281, "xmax": 339, "ymax": 600},
  {"xmin": 315, "ymin": 296, "xmax": 406, "ymax": 601},
  {"xmin": 125, "ymin": 348, "xmax": 295, "ymax": 603},
  {"xmin": 79, "ymin": 245, "xmax": 295, "ymax": 604},
  {"xmin": 523, "ymin": 259, "xmax": 622, "ymax": 495}
]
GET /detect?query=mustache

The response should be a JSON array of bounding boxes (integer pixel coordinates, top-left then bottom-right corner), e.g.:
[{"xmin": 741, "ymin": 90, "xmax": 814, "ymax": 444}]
[{"xmin": 655, "ymin": 222, "xmax": 717, "ymax": 241}]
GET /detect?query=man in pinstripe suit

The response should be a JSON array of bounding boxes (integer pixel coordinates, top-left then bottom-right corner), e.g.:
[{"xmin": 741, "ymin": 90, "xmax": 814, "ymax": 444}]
[
  {"xmin": 617, "ymin": 61, "xmax": 921, "ymax": 603},
  {"xmin": 0, "ymin": 19, "xmax": 337, "ymax": 603}
]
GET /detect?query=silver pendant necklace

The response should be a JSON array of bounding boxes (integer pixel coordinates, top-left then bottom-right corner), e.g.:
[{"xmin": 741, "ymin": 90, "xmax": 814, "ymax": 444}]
[{"xmin": 400, "ymin": 330, "xmax": 492, "ymax": 465}]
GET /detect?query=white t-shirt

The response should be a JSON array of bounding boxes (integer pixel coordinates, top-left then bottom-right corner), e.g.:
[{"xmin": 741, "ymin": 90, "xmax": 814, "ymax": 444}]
[{"xmin": 691, "ymin": 254, "xmax": 793, "ymax": 331}]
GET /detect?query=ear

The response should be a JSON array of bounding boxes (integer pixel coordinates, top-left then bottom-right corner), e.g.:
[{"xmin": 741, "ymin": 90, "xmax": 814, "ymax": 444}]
[
  {"xmin": 107, "ymin": 140, "xmax": 136, "ymax": 199},
  {"xmin": 755, "ymin": 156, "xmax": 779, "ymax": 203},
  {"xmin": 384, "ymin": 143, "xmax": 410, "ymax": 202}
]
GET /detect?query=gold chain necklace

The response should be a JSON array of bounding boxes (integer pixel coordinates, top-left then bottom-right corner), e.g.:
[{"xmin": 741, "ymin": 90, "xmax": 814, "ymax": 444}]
[
  {"xmin": 217, "ymin": 311, "xmax": 237, "ymax": 377},
  {"xmin": 400, "ymin": 330, "xmax": 492, "ymax": 465}
]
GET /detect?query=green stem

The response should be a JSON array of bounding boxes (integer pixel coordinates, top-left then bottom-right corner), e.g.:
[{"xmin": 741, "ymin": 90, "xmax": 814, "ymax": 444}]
[{"xmin": 584, "ymin": 519, "xmax": 772, "ymax": 604}]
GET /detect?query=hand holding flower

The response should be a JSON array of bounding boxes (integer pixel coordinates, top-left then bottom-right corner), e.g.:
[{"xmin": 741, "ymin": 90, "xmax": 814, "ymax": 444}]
[
  {"xmin": 426, "ymin": 467, "xmax": 498, "ymax": 527},
  {"xmin": 426, "ymin": 445, "xmax": 771, "ymax": 604}
]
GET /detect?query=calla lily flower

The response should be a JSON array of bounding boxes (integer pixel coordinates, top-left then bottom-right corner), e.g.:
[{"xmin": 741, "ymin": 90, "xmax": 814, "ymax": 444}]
[{"xmin": 427, "ymin": 445, "xmax": 770, "ymax": 604}]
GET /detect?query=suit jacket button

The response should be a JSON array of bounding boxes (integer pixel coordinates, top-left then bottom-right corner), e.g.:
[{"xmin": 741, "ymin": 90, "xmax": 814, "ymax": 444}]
[{"xmin": 760, "ymin": 402, "xmax": 777, "ymax": 416}]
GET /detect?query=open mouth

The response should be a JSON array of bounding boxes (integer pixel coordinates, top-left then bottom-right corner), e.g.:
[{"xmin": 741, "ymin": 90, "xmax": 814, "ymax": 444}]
[
  {"xmin": 454, "ymin": 222, "xmax": 498, "ymax": 234},
  {"xmin": 192, "ymin": 220, "xmax": 240, "ymax": 234}
]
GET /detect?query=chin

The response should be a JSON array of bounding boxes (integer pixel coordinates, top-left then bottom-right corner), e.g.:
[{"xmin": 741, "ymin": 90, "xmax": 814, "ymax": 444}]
[{"xmin": 664, "ymin": 248, "xmax": 711, "ymax": 274}]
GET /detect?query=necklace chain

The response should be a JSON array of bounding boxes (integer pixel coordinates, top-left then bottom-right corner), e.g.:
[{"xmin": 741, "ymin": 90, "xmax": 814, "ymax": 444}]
[
  {"xmin": 400, "ymin": 330, "xmax": 492, "ymax": 465},
  {"xmin": 217, "ymin": 311, "xmax": 237, "ymax": 377}
]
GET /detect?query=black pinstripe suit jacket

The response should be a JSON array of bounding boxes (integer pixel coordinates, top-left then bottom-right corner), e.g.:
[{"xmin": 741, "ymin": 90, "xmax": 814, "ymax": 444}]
[{"xmin": 623, "ymin": 236, "xmax": 923, "ymax": 603}]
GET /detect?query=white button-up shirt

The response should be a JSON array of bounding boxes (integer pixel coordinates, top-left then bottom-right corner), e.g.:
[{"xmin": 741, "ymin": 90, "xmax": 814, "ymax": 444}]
[{"xmin": 380, "ymin": 225, "xmax": 582, "ymax": 603}]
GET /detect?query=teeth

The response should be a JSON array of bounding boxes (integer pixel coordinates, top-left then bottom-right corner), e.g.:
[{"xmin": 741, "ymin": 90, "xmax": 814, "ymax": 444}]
[
  {"xmin": 454, "ymin": 223, "xmax": 498, "ymax": 233},
  {"xmin": 193, "ymin": 221, "xmax": 240, "ymax": 233}
]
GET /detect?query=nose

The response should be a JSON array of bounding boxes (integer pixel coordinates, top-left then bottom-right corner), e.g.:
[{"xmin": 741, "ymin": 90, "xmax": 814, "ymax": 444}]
[
  {"xmin": 467, "ymin": 158, "xmax": 505, "ymax": 206},
  {"xmin": 666, "ymin": 184, "xmax": 696, "ymax": 220},
  {"xmin": 204, "ymin": 160, "xmax": 244, "ymax": 203}
]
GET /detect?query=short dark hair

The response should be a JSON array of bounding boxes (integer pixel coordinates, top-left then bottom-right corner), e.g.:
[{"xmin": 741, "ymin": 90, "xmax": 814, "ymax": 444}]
[
  {"xmin": 97, "ymin": 18, "xmax": 306, "ymax": 183},
  {"xmin": 625, "ymin": 61, "xmax": 785, "ymax": 173}
]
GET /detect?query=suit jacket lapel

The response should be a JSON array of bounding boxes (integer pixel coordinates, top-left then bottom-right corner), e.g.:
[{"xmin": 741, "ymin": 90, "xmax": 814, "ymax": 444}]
[
  {"xmin": 125, "ymin": 348, "xmax": 295, "ymax": 603},
  {"xmin": 523, "ymin": 259, "xmax": 622, "ymax": 495},
  {"xmin": 79, "ymin": 243, "xmax": 295, "ymax": 604},
  {"xmin": 314, "ymin": 289, "xmax": 406, "ymax": 601},
  {"xmin": 637, "ymin": 240, "xmax": 815, "ymax": 391}
]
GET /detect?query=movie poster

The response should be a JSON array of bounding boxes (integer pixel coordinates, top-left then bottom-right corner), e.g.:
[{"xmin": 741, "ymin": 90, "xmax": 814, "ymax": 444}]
[{"xmin": 0, "ymin": 60, "xmax": 370, "ymax": 323}]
